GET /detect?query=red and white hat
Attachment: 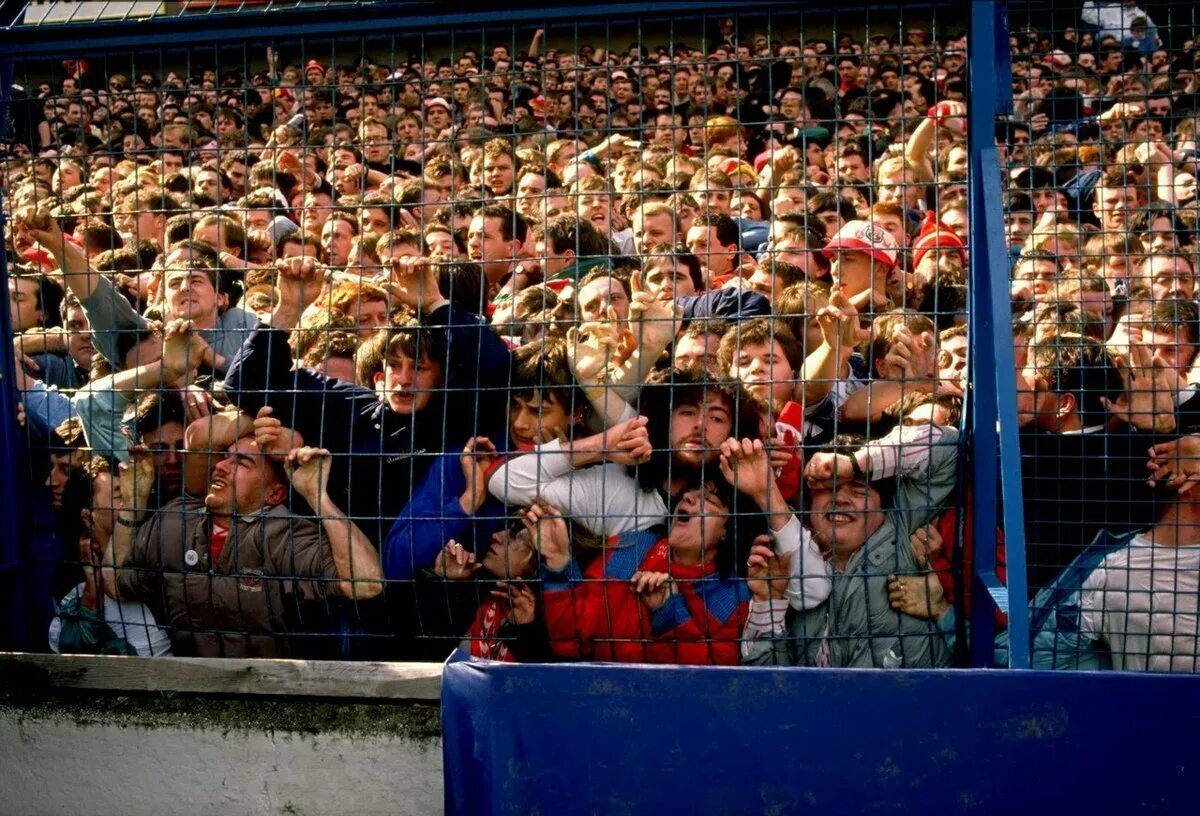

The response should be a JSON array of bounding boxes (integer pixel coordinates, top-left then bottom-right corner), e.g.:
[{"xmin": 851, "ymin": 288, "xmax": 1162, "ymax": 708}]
[
  {"xmin": 911, "ymin": 211, "xmax": 966, "ymax": 270},
  {"xmin": 822, "ymin": 219, "xmax": 899, "ymax": 268}
]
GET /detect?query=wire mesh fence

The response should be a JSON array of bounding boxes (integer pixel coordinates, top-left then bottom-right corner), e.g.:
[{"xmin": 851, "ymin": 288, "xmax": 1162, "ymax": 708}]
[
  {"xmin": 1003, "ymin": 0, "xmax": 1200, "ymax": 672},
  {"xmin": 4, "ymin": 0, "xmax": 1189, "ymax": 672}
]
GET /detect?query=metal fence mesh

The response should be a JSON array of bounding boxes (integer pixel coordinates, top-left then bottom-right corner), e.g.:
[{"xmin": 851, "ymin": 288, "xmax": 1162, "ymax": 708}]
[{"xmin": 6, "ymin": 0, "xmax": 1191, "ymax": 671}]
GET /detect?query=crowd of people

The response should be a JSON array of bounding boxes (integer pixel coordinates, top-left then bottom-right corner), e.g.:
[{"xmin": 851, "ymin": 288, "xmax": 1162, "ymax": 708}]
[{"xmin": 3, "ymin": 1, "xmax": 1200, "ymax": 671}]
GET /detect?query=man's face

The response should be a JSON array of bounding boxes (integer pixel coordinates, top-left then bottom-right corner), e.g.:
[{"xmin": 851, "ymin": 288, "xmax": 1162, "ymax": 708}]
[
  {"xmin": 163, "ymin": 259, "xmax": 220, "ymax": 325},
  {"xmin": 633, "ymin": 210, "xmax": 677, "ymax": 255},
  {"xmin": 1146, "ymin": 216, "xmax": 1180, "ymax": 254},
  {"xmin": 515, "ymin": 172, "xmax": 546, "ymax": 218},
  {"xmin": 483, "ymin": 153, "xmax": 515, "ymax": 196},
  {"xmin": 1093, "ymin": 184, "xmax": 1138, "ymax": 231},
  {"xmin": 467, "ymin": 215, "xmax": 517, "ymax": 283},
  {"xmin": 1005, "ymin": 211, "xmax": 1034, "ymax": 250},
  {"xmin": 426, "ymin": 230, "xmax": 456, "ymax": 260},
  {"xmin": 577, "ymin": 277, "xmax": 630, "ymax": 323},
  {"xmin": 941, "ymin": 208, "xmax": 968, "ymax": 243},
  {"xmin": 876, "ymin": 168, "xmax": 922, "ymax": 209},
  {"xmin": 808, "ymin": 479, "xmax": 885, "ymax": 566},
  {"xmin": 694, "ymin": 188, "xmax": 732, "ymax": 216},
  {"xmin": 382, "ymin": 350, "xmax": 443, "ymax": 414},
  {"xmin": 143, "ymin": 420, "xmax": 186, "ymax": 497},
  {"xmin": 1144, "ymin": 256, "xmax": 1197, "ymax": 301},
  {"xmin": 1147, "ymin": 328, "xmax": 1198, "ymax": 376},
  {"xmin": 128, "ymin": 209, "xmax": 164, "ymax": 247},
  {"xmin": 815, "ymin": 209, "xmax": 845, "ymax": 239},
  {"xmin": 674, "ymin": 332, "xmax": 721, "ymax": 372},
  {"xmin": 1016, "ymin": 258, "xmax": 1059, "ymax": 300},
  {"xmin": 837, "ymin": 154, "xmax": 870, "ymax": 185},
  {"xmin": 224, "ymin": 161, "xmax": 247, "ymax": 197},
  {"xmin": 351, "ymin": 297, "xmax": 390, "ymax": 338},
  {"xmin": 47, "ymin": 451, "xmax": 80, "ymax": 510},
  {"xmin": 360, "ymin": 125, "xmax": 391, "ymax": 164},
  {"xmin": 669, "ymin": 394, "xmax": 733, "ymax": 468},
  {"xmin": 63, "ymin": 304, "xmax": 95, "ymax": 369},
  {"xmin": 644, "ymin": 259, "xmax": 696, "ymax": 300},
  {"xmin": 938, "ymin": 334, "xmax": 968, "ymax": 387},
  {"xmin": 206, "ymin": 439, "xmax": 281, "ymax": 516},
  {"xmin": 686, "ymin": 225, "xmax": 735, "ymax": 279},
  {"xmin": 194, "ymin": 170, "xmax": 223, "ymax": 201},
  {"xmin": 321, "ymin": 219, "xmax": 355, "ymax": 267},
  {"xmin": 9, "ymin": 277, "xmax": 43, "ymax": 332},
  {"xmin": 730, "ymin": 340, "xmax": 794, "ymax": 407},
  {"xmin": 829, "ymin": 250, "xmax": 878, "ymax": 298},
  {"xmin": 426, "ymin": 105, "xmax": 450, "ymax": 131},
  {"xmin": 576, "ymin": 193, "xmax": 611, "ymax": 234},
  {"xmin": 360, "ymin": 207, "xmax": 392, "ymax": 238}
]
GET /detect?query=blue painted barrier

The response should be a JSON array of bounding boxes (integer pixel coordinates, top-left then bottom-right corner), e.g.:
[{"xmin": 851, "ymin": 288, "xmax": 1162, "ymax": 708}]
[{"xmin": 442, "ymin": 656, "xmax": 1200, "ymax": 814}]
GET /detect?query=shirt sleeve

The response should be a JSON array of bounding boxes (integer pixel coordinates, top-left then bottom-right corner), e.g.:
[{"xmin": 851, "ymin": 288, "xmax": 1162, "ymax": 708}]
[{"xmin": 78, "ymin": 277, "xmax": 148, "ymax": 369}]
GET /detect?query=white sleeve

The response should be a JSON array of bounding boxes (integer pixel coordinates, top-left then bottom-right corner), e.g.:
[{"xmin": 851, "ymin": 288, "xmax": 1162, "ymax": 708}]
[
  {"xmin": 773, "ymin": 515, "xmax": 833, "ymax": 611},
  {"xmin": 489, "ymin": 445, "xmax": 667, "ymax": 537},
  {"xmin": 740, "ymin": 599, "xmax": 790, "ymax": 651},
  {"xmin": 860, "ymin": 423, "xmax": 950, "ymax": 481},
  {"xmin": 487, "ymin": 439, "xmax": 577, "ymax": 507}
]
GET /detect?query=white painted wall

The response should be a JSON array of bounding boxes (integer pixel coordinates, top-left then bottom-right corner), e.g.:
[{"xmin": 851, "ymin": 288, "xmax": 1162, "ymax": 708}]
[{"xmin": 0, "ymin": 703, "xmax": 443, "ymax": 816}]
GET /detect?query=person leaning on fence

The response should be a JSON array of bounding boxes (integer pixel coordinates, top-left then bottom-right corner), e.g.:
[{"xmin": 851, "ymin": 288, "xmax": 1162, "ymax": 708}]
[
  {"xmin": 100, "ymin": 418, "xmax": 384, "ymax": 658},
  {"xmin": 742, "ymin": 421, "xmax": 959, "ymax": 668},
  {"xmin": 536, "ymin": 436, "xmax": 828, "ymax": 665},
  {"xmin": 223, "ymin": 254, "xmax": 512, "ymax": 545},
  {"xmin": 49, "ymin": 456, "xmax": 172, "ymax": 657}
]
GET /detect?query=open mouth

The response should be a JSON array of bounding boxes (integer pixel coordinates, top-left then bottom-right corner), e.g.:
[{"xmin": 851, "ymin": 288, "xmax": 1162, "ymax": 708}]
[
  {"xmin": 825, "ymin": 510, "xmax": 856, "ymax": 525},
  {"xmin": 211, "ymin": 477, "xmax": 228, "ymax": 490}
]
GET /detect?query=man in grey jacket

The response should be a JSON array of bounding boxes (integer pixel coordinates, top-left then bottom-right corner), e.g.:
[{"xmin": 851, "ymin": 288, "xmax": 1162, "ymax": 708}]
[{"xmin": 742, "ymin": 421, "xmax": 959, "ymax": 668}]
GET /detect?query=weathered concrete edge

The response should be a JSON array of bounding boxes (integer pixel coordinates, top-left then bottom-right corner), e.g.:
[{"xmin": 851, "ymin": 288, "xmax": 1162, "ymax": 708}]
[{"xmin": 0, "ymin": 651, "xmax": 443, "ymax": 700}]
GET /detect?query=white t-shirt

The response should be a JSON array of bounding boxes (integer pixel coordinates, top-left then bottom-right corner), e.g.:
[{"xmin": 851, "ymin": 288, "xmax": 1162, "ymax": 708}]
[
  {"xmin": 1080, "ymin": 536, "xmax": 1200, "ymax": 673},
  {"xmin": 49, "ymin": 584, "xmax": 174, "ymax": 657}
]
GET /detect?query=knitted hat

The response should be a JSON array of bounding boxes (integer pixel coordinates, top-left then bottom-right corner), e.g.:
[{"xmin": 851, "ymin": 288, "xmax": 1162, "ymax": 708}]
[
  {"xmin": 911, "ymin": 211, "xmax": 966, "ymax": 270},
  {"xmin": 304, "ymin": 60, "xmax": 325, "ymax": 77},
  {"xmin": 823, "ymin": 219, "xmax": 899, "ymax": 268}
]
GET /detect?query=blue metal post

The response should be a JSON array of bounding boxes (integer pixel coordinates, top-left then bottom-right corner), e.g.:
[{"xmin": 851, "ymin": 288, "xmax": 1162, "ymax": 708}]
[
  {"xmin": 967, "ymin": 0, "xmax": 1030, "ymax": 668},
  {"xmin": 0, "ymin": 59, "xmax": 31, "ymax": 649}
]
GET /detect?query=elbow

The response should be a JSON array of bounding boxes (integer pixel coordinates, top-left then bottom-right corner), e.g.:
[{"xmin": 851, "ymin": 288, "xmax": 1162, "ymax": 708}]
[{"xmin": 340, "ymin": 578, "xmax": 385, "ymax": 600}]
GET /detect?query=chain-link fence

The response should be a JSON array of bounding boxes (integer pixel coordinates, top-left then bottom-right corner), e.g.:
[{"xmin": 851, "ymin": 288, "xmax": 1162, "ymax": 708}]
[{"xmin": 5, "ymin": 0, "xmax": 1189, "ymax": 674}]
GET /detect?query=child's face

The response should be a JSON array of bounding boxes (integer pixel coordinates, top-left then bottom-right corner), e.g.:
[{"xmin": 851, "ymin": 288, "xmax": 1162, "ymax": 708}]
[
  {"xmin": 481, "ymin": 528, "xmax": 536, "ymax": 579},
  {"xmin": 510, "ymin": 392, "xmax": 573, "ymax": 449}
]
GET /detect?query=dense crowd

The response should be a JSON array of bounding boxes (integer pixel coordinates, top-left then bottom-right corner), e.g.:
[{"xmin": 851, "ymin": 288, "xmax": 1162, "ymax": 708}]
[{"xmin": 3, "ymin": 1, "xmax": 1199, "ymax": 670}]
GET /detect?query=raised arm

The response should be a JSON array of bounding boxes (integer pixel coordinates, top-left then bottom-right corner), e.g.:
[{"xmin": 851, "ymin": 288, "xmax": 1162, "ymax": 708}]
[
  {"xmin": 101, "ymin": 450, "xmax": 156, "ymax": 601},
  {"xmin": 800, "ymin": 289, "xmax": 863, "ymax": 405},
  {"xmin": 286, "ymin": 446, "xmax": 384, "ymax": 599},
  {"xmin": 14, "ymin": 206, "xmax": 145, "ymax": 367}
]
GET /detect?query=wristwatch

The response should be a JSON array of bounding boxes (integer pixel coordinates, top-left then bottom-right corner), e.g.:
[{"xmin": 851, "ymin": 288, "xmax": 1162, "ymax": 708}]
[{"xmin": 115, "ymin": 515, "xmax": 143, "ymax": 529}]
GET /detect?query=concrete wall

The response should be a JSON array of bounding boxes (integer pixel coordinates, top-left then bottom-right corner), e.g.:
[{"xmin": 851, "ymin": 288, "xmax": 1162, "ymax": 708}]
[{"xmin": 0, "ymin": 691, "xmax": 443, "ymax": 816}]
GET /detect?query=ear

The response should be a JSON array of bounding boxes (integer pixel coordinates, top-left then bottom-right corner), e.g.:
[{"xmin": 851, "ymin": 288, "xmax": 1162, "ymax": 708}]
[
  {"xmin": 265, "ymin": 483, "xmax": 288, "ymax": 507},
  {"xmin": 217, "ymin": 292, "xmax": 230, "ymax": 312},
  {"xmin": 1057, "ymin": 391, "xmax": 1077, "ymax": 420},
  {"xmin": 373, "ymin": 370, "xmax": 385, "ymax": 385}
]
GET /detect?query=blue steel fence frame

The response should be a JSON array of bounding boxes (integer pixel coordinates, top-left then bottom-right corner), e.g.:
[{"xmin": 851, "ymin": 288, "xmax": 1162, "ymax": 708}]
[{"xmin": 0, "ymin": 0, "xmax": 1017, "ymax": 660}]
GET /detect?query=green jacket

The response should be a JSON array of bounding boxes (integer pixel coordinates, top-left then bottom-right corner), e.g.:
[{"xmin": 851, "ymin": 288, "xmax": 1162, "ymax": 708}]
[{"xmin": 744, "ymin": 425, "xmax": 960, "ymax": 668}]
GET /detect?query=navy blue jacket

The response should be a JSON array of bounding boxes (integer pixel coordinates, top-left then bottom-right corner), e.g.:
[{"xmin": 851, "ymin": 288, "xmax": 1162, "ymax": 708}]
[{"xmin": 223, "ymin": 303, "xmax": 512, "ymax": 543}]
